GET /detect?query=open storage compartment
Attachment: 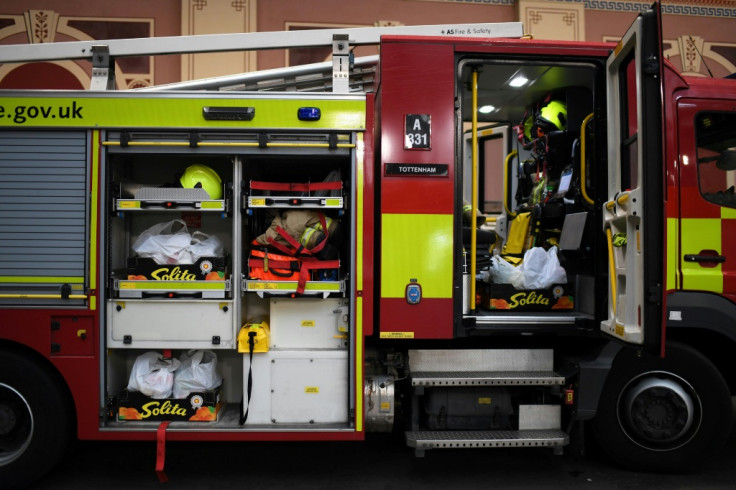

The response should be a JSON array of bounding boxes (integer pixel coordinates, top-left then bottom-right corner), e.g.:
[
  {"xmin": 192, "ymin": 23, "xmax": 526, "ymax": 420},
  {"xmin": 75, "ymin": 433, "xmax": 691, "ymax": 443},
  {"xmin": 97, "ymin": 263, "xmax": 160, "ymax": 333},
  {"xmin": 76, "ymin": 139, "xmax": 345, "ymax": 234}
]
[
  {"xmin": 102, "ymin": 124, "xmax": 358, "ymax": 431},
  {"xmin": 104, "ymin": 137, "xmax": 236, "ymax": 349},
  {"xmin": 241, "ymin": 149, "xmax": 351, "ymax": 298}
]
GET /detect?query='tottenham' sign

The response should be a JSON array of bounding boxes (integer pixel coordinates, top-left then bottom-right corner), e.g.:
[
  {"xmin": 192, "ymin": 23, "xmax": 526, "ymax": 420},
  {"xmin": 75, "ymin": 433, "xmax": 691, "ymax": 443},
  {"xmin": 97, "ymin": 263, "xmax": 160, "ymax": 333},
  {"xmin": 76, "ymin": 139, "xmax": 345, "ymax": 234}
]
[{"xmin": 385, "ymin": 163, "xmax": 448, "ymax": 176}]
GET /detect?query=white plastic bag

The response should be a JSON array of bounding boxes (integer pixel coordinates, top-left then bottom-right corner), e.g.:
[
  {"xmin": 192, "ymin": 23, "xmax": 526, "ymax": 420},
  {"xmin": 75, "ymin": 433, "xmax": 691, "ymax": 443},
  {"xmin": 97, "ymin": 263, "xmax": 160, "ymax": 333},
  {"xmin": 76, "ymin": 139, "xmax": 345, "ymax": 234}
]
[
  {"xmin": 173, "ymin": 350, "xmax": 222, "ymax": 399},
  {"xmin": 519, "ymin": 246, "xmax": 567, "ymax": 289},
  {"xmin": 132, "ymin": 220, "xmax": 224, "ymax": 265},
  {"xmin": 132, "ymin": 219, "xmax": 194, "ymax": 265},
  {"xmin": 127, "ymin": 352, "xmax": 181, "ymax": 399},
  {"xmin": 489, "ymin": 255, "xmax": 524, "ymax": 289},
  {"xmin": 188, "ymin": 231, "xmax": 224, "ymax": 262}
]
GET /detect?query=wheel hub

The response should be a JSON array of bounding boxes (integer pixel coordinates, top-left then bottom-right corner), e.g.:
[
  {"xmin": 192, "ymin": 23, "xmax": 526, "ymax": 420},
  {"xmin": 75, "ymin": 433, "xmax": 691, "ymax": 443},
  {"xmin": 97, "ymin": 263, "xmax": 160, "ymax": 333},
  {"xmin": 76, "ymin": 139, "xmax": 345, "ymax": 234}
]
[
  {"xmin": 0, "ymin": 383, "xmax": 34, "ymax": 465},
  {"xmin": 622, "ymin": 374, "xmax": 697, "ymax": 446},
  {"xmin": 0, "ymin": 402, "xmax": 17, "ymax": 436}
]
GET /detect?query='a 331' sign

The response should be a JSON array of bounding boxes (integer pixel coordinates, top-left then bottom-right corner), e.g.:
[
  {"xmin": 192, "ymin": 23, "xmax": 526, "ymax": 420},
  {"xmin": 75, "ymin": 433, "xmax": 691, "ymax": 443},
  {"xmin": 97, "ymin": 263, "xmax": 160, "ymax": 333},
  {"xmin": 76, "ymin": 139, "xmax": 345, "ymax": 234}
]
[{"xmin": 404, "ymin": 114, "xmax": 430, "ymax": 150}]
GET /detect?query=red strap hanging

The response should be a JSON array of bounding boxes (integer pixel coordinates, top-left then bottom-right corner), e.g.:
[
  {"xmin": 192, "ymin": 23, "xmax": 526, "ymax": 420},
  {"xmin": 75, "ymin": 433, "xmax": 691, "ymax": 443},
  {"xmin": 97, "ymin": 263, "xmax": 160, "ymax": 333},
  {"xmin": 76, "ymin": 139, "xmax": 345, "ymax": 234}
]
[
  {"xmin": 295, "ymin": 259, "xmax": 340, "ymax": 294},
  {"xmin": 155, "ymin": 421, "xmax": 171, "ymax": 483}
]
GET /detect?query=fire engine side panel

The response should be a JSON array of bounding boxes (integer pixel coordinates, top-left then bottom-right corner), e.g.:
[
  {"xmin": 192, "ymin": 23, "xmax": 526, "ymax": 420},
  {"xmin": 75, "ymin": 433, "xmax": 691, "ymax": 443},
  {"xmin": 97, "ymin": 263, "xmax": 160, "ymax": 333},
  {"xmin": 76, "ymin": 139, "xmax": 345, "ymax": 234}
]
[
  {"xmin": 0, "ymin": 309, "xmax": 100, "ymax": 427},
  {"xmin": 0, "ymin": 96, "xmax": 365, "ymax": 130},
  {"xmin": 0, "ymin": 126, "xmax": 102, "ymax": 439},
  {"xmin": 0, "ymin": 92, "xmax": 368, "ymax": 441},
  {"xmin": 378, "ymin": 41, "xmax": 456, "ymax": 339}
]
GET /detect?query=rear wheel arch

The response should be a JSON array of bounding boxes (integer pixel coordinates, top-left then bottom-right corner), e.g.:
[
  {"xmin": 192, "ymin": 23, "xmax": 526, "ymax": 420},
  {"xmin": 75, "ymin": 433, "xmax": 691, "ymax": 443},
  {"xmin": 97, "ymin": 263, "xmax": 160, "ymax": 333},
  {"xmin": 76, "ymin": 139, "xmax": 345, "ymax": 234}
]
[{"xmin": 0, "ymin": 343, "xmax": 76, "ymax": 489}]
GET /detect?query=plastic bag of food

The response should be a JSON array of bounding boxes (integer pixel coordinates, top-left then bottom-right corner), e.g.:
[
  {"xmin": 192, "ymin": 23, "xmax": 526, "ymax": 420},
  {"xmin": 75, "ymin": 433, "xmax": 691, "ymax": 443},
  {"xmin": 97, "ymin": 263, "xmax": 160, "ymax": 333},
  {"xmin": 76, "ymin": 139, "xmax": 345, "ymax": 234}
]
[
  {"xmin": 172, "ymin": 350, "xmax": 222, "ymax": 398},
  {"xmin": 188, "ymin": 231, "xmax": 224, "ymax": 262},
  {"xmin": 131, "ymin": 219, "xmax": 194, "ymax": 265},
  {"xmin": 489, "ymin": 255, "xmax": 524, "ymax": 289},
  {"xmin": 519, "ymin": 246, "xmax": 567, "ymax": 289},
  {"xmin": 127, "ymin": 352, "xmax": 181, "ymax": 399}
]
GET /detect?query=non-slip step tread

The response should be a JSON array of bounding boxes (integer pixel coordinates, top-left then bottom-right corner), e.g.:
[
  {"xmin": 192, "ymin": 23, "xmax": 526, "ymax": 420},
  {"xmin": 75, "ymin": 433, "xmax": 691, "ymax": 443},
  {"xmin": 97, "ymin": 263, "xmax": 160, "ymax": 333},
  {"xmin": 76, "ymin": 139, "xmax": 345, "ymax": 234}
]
[
  {"xmin": 411, "ymin": 370, "xmax": 564, "ymax": 386},
  {"xmin": 406, "ymin": 429, "xmax": 568, "ymax": 449}
]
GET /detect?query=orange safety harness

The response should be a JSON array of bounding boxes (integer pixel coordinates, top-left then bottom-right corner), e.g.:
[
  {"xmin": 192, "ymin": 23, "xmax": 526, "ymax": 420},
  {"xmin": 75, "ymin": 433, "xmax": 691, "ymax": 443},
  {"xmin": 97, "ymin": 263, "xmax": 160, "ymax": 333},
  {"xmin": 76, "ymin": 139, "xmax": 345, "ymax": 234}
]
[{"xmin": 248, "ymin": 211, "xmax": 339, "ymax": 294}]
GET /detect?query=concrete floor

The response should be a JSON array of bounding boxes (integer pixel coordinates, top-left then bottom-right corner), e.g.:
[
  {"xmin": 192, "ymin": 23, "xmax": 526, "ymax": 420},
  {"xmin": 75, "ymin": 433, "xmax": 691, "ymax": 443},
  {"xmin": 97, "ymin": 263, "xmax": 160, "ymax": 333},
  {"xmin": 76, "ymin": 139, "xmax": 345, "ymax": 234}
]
[{"xmin": 34, "ymin": 409, "xmax": 736, "ymax": 490}]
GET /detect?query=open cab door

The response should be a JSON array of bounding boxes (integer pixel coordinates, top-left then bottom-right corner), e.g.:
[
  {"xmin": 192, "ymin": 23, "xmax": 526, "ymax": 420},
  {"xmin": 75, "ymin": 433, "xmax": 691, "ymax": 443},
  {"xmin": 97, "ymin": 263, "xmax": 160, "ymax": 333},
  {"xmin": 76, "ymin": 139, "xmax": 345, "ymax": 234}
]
[{"xmin": 602, "ymin": 3, "xmax": 665, "ymax": 352}]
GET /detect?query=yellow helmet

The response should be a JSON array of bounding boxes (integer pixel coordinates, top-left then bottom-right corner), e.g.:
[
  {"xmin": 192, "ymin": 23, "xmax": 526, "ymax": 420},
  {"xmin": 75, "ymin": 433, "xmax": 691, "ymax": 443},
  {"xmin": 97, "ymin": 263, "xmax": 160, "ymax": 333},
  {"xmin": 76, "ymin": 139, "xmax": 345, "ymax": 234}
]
[
  {"xmin": 536, "ymin": 100, "xmax": 567, "ymax": 135},
  {"xmin": 523, "ymin": 115, "xmax": 534, "ymax": 142},
  {"xmin": 179, "ymin": 164, "xmax": 222, "ymax": 199}
]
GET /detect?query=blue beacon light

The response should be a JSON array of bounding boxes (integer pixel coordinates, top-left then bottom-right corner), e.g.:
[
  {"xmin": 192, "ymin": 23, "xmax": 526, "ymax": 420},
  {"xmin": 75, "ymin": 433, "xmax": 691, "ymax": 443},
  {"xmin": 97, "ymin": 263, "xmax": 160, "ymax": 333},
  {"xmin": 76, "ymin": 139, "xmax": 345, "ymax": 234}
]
[{"xmin": 298, "ymin": 107, "xmax": 321, "ymax": 121}]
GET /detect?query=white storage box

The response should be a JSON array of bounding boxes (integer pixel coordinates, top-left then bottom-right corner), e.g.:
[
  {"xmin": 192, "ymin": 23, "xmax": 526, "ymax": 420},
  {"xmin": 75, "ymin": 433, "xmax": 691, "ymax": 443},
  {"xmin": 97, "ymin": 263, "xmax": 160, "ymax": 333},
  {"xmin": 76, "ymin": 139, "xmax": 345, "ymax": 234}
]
[
  {"xmin": 107, "ymin": 299, "xmax": 234, "ymax": 349},
  {"xmin": 269, "ymin": 298, "xmax": 348, "ymax": 349},
  {"xmin": 242, "ymin": 349, "xmax": 348, "ymax": 425}
]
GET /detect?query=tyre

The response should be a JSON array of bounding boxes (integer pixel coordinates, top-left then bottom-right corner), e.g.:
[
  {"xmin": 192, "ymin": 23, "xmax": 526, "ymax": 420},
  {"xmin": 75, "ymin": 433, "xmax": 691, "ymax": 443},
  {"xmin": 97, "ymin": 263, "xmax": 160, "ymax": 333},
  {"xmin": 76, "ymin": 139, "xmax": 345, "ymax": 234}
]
[
  {"xmin": 592, "ymin": 342, "xmax": 733, "ymax": 472},
  {"xmin": 0, "ymin": 350, "xmax": 74, "ymax": 489}
]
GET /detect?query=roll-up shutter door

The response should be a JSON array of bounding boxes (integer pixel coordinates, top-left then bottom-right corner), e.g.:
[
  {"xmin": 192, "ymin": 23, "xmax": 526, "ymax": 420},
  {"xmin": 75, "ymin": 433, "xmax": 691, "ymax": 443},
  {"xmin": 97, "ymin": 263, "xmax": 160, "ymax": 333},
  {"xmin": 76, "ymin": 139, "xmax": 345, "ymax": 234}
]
[{"xmin": 0, "ymin": 130, "xmax": 88, "ymax": 297}]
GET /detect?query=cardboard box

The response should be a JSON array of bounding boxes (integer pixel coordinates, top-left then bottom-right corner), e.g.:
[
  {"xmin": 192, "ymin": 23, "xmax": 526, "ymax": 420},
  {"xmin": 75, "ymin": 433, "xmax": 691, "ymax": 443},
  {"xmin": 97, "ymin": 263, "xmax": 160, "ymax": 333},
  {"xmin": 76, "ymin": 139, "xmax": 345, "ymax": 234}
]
[
  {"xmin": 127, "ymin": 256, "xmax": 226, "ymax": 281},
  {"xmin": 117, "ymin": 386, "xmax": 222, "ymax": 422},
  {"xmin": 481, "ymin": 283, "xmax": 574, "ymax": 311}
]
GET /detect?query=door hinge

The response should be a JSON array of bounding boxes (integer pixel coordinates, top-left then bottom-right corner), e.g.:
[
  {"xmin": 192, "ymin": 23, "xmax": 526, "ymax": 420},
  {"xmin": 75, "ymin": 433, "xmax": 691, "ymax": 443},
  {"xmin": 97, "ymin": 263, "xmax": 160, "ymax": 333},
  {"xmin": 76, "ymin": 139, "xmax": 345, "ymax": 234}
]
[
  {"xmin": 647, "ymin": 284, "xmax": 662, "ymax": 303},
  {"xmin": 643, "ymin": 54, "xmax": 659, "ymax": 75}
]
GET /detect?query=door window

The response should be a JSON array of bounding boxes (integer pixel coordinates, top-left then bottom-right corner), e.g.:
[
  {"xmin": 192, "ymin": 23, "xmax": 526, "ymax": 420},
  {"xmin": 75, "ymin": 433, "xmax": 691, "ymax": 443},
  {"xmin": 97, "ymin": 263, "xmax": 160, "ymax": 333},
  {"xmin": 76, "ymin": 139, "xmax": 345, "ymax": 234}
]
[
  {"xmin": 621, "ymin": 57, "xmax": 640, "ymax": 191},
  {"xmin": 696, "ymin": 112, "xmax": 736, "ymax": 208}
]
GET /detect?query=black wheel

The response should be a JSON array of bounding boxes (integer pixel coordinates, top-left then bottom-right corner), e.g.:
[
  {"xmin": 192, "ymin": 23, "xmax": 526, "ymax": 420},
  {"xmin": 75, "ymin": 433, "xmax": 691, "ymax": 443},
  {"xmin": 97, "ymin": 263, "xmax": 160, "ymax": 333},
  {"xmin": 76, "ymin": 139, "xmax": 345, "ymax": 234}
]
[
  {"xmin": 0, "ymin": 350, "xmax": 74, "ymax": 489},
  {"xmin": 592, "ymin": 342, "xmax": 733, "ymax": 472}
]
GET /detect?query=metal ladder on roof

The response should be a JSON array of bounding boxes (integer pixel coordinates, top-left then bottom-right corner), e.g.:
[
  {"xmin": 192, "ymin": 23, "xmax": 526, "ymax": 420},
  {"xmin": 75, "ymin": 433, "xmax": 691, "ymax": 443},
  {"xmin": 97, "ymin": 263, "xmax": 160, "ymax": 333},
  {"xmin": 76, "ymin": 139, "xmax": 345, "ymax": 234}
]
[
  {"xmin": 138, "ymin": 54, "xmax": 380, "ymax": 94},
  {"xmin": 0, "ymin": 22, "xmax": 523, "ymax": 92}
]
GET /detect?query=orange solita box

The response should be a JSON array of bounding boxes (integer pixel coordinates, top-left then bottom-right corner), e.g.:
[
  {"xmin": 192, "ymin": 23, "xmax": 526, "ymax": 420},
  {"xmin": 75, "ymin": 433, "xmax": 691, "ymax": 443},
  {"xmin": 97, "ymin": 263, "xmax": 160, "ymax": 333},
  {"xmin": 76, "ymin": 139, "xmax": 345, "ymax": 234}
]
[
  {"xmin": 117, "ymin": 386, "xmax": 223, "ymax": 422},
  {"xmin": 126, "ymin": 256, "xmax": 227, "ymax": 281},
  {"xmin": 481, "ymin": 283, "xmax": 574, "ymax": 311}
]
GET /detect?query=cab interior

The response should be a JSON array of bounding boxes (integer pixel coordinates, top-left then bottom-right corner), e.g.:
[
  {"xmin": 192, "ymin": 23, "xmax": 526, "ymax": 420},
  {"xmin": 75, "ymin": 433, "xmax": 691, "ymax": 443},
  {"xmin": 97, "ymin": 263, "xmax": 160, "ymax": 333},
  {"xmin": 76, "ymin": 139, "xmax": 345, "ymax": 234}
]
[{"xmin": 456, "ymin": 58, "xmax": 606, "ymax": 333}]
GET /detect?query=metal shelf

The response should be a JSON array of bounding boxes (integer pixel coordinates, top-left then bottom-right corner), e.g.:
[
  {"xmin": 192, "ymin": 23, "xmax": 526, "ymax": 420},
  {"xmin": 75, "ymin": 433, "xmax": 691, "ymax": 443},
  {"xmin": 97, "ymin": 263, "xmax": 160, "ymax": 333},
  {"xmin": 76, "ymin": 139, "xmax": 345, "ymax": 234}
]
[
  {"xmin": 247, "ymin": 195, "xmax": 343, "ymax": 209},
  {"xmin": 244, "ymin": 279, "xmax": 344, "ymax": 298},
  {"xmin": 114, "ymin": 278, "xmax": 230, "ymax": 299}
]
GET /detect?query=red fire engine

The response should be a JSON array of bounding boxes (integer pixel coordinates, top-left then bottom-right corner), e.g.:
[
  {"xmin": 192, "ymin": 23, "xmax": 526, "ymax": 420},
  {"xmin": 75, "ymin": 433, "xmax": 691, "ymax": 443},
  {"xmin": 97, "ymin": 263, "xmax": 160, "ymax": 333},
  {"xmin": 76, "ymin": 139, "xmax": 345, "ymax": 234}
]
[{"xmin": 1, "ymin": 3, "xmax": 735, "ymax": 488}]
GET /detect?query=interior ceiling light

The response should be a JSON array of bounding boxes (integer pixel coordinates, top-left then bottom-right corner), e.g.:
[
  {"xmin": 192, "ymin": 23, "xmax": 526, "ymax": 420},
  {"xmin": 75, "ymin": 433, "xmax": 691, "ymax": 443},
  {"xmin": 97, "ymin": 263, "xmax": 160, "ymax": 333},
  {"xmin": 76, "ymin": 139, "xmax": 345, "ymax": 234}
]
[
  {"xmin": 508, "ymin": 75, "xmax": 529, "ymax": 88},
  {"xmin": 478, "ymin": 105, "xmax": 495, "ymax": 114}
]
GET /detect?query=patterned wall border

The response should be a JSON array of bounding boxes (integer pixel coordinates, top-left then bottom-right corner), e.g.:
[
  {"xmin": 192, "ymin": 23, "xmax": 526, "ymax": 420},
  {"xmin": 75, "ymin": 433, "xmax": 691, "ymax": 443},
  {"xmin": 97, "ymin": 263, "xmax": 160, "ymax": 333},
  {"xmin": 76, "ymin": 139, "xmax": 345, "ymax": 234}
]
[
  {"xmin": 0, "ymin": 10, "xmax": 154, "ymax": 88},
  {"xmin": 412, "ymin": 0, "xmax": 736, "ymax": 18}
]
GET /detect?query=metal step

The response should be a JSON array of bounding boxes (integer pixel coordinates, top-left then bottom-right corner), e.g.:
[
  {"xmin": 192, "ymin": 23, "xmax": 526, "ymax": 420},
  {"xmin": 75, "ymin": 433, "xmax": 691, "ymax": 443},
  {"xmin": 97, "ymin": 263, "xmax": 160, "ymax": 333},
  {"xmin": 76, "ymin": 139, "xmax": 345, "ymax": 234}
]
[
  {"xmin": 406, "ymin": 429, "xmax": 568, "ymax": 455},
  {"xmin": 411, "ymin": 371, "xmax": 564, "ymax": 387},
  {"xmin": 472, "ymin": 313, "xmax": 583, "ymax": 325},
  {"xmin": 408, "ymin": 349, "xmax": 553, "ymax": 373}
]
